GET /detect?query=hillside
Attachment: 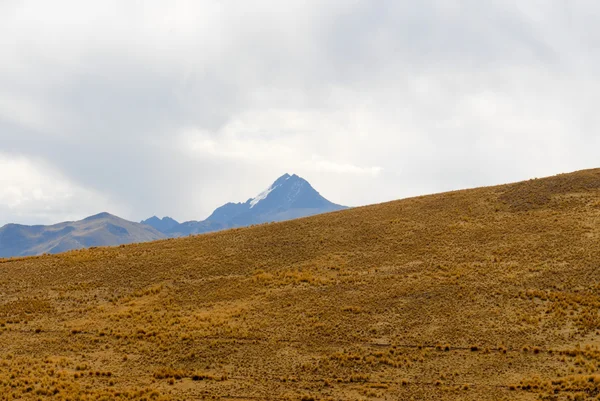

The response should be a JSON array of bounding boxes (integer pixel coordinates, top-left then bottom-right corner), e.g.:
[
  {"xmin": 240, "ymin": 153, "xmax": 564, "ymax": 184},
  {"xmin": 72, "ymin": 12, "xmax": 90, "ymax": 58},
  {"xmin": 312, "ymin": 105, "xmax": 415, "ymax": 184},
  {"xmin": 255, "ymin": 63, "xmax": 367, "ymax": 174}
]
[
  {"xmin": 143, "ymin": 173, "xmax": 347, "ymax": 237},
  {"xmin": 2, "ymin": 169, "xmax": 600, "ymax": 400},
  {"xmin": 0, "ymin": 212, "xmax": 165, "ymax": 257}
]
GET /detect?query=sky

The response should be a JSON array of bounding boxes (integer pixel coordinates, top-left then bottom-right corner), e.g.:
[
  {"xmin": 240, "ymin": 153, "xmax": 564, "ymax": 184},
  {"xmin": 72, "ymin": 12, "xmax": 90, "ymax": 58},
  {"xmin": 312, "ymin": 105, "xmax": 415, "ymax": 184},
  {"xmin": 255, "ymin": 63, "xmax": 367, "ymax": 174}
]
[{"xmin": 1, "ymin": 0, "xmax": 600, "ymax": 226}]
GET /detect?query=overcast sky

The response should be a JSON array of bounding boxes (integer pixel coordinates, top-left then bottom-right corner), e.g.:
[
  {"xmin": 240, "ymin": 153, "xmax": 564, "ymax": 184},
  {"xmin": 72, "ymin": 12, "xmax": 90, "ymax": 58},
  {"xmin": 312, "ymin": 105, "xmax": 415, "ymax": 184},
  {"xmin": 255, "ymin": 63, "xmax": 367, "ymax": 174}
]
[{"xmin": 1, "ymin": 0, "xmax": 599, "ymax": 225}]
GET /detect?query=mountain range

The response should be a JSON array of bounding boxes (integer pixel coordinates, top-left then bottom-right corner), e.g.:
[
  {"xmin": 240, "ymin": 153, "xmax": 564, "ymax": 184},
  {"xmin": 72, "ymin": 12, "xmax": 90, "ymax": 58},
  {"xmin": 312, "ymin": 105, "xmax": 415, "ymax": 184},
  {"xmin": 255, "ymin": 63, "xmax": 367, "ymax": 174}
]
[
  {"xmin": 0, "ymin": 213, "xmax": 165, "ymax": 258},
  {"xmin": 0, "ymin": 173, "xmax": 346, "ymax": 257},
  {"xmin": 141, "ymin": 173, "xmax": 346, "ymax": 236}
]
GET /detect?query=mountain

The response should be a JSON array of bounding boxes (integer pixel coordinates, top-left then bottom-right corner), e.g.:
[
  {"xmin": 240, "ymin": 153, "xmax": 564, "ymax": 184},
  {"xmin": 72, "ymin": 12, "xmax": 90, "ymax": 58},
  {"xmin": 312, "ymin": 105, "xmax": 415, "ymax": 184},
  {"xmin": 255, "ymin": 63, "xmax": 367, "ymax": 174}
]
[
  {"xmin": 0, "ymin": 173, "xmax": 344, "ymax": 257},
  {"xmin": 0, "ymin": 212, "xmax": 165, "ymax": 257},
  {"xmin": 153, "ymin": 173, "xmax": 347, "ymax": 236},
  {"xmin": 3, "ymin": 168, "xmax": 600, "ymax": 400},
  {"xmin": 140, "ymin": 216, "xmax": 180, "ymax": 232}
]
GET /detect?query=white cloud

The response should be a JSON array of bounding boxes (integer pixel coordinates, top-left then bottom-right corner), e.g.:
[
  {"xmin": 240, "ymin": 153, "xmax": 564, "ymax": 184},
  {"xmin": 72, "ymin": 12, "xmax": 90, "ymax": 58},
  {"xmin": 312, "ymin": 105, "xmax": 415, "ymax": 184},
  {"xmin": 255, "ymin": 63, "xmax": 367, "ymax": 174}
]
[
  {"xmin": 0, "ymin": 93, "xmax": 71, "ymax": 134},
  {"xmin": 0, "ymin": 154, "xmax": 124, "ymax": 225},
  {"xmin": 301, "ymin": 157, "xmax": 383, "ymax": 176},
  {"xmin": 178, "ymin": 108, "xmax": 383, "ymax": 177},
  {"xmin": 1, "ymin": 1, "xmax": 600, "ymax": 224}
]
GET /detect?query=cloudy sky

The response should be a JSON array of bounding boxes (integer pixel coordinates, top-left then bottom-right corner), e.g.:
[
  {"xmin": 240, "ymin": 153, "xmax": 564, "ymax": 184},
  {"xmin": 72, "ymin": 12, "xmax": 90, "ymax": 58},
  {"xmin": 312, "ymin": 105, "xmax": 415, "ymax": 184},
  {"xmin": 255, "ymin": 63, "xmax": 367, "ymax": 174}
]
[{"xmin": 1, "ymin": 0, "xmax": 599, "ymax": 225}]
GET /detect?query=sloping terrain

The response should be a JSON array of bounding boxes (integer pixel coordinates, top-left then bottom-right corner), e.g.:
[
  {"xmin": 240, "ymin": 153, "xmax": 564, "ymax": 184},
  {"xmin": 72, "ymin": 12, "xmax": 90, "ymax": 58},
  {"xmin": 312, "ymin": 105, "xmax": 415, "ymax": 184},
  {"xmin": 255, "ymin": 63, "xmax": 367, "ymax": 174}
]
[
  {"xmin": 0, "ymin": 213, "xmax": 165, "ymax": 257},
  {"xmin": 2, "ymin": 169, "xmax": 600, "ymax": 400},
  {"xmin": 144, "ymin": 173, "xmax": 347, "ymax": 237}
]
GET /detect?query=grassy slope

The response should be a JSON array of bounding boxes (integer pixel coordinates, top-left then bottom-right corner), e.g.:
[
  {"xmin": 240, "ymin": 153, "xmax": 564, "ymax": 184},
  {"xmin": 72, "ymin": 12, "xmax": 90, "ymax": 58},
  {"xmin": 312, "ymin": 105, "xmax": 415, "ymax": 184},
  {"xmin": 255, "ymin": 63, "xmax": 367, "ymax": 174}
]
[{"xmin": 2, "ymin": 169, "xmax": 600, "ymax": 400}]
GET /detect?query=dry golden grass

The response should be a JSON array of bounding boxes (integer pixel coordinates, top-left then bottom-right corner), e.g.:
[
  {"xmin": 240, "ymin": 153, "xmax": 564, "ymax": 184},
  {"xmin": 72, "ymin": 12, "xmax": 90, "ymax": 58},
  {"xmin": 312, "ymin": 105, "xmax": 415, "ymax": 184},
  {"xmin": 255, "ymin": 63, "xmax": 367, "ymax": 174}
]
[{"xmin": 3, "ymin": 168, "xmax": 600, "ymax": 400}]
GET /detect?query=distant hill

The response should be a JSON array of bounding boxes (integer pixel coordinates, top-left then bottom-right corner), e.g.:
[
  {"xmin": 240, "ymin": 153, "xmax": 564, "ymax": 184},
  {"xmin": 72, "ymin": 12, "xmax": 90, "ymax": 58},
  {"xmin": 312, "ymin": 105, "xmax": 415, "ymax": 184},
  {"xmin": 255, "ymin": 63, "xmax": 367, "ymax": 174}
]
[
  {"xmin": 0, "ymin": 212, "xmax": 165, "ymax": 257},
  {"xmin": 140, "ymin": 216, "xmax": 180, "ymax": 233},
  {"xmin": 146, "ymin": 173, "xmax": 347, "ymax": 237}
]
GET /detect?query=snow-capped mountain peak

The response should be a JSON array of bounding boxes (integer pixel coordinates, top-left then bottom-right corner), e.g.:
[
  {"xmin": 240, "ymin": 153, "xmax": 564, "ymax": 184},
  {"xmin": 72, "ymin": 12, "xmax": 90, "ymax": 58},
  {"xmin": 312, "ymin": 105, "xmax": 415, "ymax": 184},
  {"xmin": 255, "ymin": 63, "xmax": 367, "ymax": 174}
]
[
  {"xmin": 249, "ymin": 173, "xmax": 291, "ymax": 208},
  {"xmin": 144, "ymin": 173, "xmax": 347, "ymax": 236},
  {"xmin": 249, "ymin": 185, "xmax": 276, "ymax": 208}
]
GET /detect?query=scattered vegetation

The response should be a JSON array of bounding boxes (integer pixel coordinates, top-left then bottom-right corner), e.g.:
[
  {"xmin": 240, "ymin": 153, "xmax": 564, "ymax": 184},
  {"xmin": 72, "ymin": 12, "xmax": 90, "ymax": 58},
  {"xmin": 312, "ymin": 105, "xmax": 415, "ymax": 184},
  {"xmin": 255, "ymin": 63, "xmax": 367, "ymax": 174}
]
[{"xmin": 2, "ymin": 168, "xmax": 600, "ymax": 399}]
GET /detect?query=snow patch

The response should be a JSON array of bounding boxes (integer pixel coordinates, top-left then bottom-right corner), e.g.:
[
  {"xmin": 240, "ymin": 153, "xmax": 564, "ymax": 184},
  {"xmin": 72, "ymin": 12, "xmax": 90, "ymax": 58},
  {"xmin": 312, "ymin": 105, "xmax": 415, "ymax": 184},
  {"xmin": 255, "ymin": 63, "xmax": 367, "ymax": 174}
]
[
  {"xmin": 250, "ymin": 185, "xmax": 276, "ymax": 208},
  {"xmin": 249, "ymin": 174, "xmax": 294, "ymax": 208}
]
